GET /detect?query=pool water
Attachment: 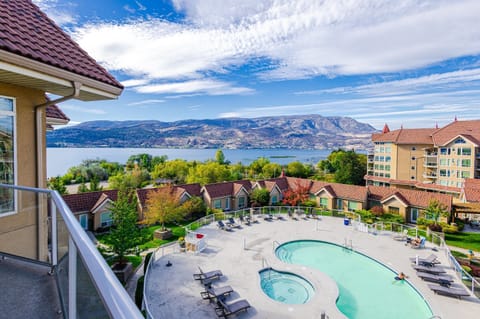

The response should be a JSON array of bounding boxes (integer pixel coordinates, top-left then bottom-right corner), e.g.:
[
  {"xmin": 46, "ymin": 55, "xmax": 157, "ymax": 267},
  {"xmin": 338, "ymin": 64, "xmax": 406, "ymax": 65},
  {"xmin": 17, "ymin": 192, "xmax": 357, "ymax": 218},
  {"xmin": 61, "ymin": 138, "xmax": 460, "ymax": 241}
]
[
  {"xmin": 259, "ymin": 268, "xmax": 315, "ymax": 304},
  {"xmin": 276, "ymin": 240, "xmax": 433, "ymax": 319}
]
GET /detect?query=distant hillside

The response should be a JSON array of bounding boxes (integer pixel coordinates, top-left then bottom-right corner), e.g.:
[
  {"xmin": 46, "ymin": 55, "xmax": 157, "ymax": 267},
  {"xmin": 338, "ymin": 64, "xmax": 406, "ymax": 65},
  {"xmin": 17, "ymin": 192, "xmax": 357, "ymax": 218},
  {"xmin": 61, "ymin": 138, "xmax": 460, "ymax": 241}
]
[{"xmin": 47, "ymin": 115, "xmax": 377, "ymax": 150}]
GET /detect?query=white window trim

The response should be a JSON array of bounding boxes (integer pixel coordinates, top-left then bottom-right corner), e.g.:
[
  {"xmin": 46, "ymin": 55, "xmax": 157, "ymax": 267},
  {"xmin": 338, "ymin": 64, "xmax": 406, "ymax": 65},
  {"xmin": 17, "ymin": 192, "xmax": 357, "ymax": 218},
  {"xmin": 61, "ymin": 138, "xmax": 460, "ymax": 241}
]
[{"xmin": 0, "ymin": 95, "xmax": 17, "ymax": 218}]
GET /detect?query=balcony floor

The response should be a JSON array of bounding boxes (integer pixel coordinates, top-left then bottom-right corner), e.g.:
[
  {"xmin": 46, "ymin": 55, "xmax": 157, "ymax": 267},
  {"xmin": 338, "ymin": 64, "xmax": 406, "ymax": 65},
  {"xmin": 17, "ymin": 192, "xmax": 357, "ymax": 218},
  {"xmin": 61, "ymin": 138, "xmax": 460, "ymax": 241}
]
[{"xmin": 0, "ymin": 257, "xmax": 63, "ymax": 319}]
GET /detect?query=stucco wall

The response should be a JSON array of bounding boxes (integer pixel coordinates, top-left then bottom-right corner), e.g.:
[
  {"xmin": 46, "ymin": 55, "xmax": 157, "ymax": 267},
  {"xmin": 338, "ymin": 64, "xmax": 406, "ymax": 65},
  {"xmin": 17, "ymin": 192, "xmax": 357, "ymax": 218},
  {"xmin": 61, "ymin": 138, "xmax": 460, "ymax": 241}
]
[{"xmin": 0, "ymin": 83, "xmax": 48, "ymax": 260}]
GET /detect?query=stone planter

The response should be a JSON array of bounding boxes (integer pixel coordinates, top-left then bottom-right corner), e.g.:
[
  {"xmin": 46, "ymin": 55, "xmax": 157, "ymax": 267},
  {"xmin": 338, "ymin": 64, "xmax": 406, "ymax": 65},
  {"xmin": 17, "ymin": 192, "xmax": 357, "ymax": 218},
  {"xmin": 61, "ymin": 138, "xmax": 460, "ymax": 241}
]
[
  {"xmin": 154, "ymin": 228, "xmax": 173, "ymax": 240},
  {"xmin": 112, "ymin": 262, "xmax": 133, "ymax": 284}
]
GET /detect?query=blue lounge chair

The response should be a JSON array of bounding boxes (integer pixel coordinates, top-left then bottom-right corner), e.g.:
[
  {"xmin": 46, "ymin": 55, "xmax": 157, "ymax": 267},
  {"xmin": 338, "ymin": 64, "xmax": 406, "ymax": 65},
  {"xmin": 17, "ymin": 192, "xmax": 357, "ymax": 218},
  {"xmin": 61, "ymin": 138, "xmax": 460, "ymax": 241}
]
[
  {"xmin": 416, "ymin": 272, "xmax": 453, "ymax": 286},
  {"xmin": 201, "ymin": 285, "xmax": 233, "ymax": 302},
  {"xmin": 428, "ymin": 284, "xmax": 470, "ymax": 299},
  {"xmin": 215, "ymin": 299, "xmax": 251, "ymax": 318},
  {"xmin": 227, "ymin": 217, "xmax": 241, "ymax": 228},
  {"xmin": 217, "ymin": 220, "xmax": 232, "ymax": 231},
  {"xmin": 193, "ymin": 267, "xmax": 223, "ymax": 284},
  {"xmin": 239, "ymin": 215, "xmax": 250, "ymax": 225},
  {"xmin": 409, "ymin": 254, "xmax": 440, "ymax": 267},
  {"xmin": 412, "ymin": 264, "xmax": 446, "ymax": 274}
]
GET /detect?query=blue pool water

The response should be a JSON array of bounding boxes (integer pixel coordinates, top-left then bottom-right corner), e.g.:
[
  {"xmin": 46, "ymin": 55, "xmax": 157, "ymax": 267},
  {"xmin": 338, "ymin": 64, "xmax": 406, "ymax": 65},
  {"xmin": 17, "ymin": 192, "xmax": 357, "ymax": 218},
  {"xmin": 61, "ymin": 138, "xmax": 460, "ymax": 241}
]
[
  {"xmin": 259, "ymin": 268, "xmax": 315, "ymax": 304},
  {"xmin": 276, "ymin": 240, "xmax": 433, "ymax": 319}
]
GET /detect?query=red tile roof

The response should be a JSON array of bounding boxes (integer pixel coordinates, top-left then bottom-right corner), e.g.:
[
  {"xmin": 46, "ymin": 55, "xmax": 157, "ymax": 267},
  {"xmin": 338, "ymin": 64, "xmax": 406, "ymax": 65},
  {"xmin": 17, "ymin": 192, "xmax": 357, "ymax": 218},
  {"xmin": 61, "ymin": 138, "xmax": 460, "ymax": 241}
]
[
  {"xmin": 463, "ymin": 179, "xmax": 480, "ymax": 202},
  {"xmin": 372, "ymin": 128, "xmax": 436, "ymax": 144},
  {"xmin": 63, "ymin": 190, "xmax": 118, "ymax": 213},
  {"xmin": 0, "ymin": 0, "xmax": 122, "ymax": 88},
  {"xmin": 367, "ymin": 186, "xmax": 452, "ymax": 211},
  {"xmin": 202, "ymin": 180, "xmax": 252, "ymax": 199},
  {"xmin": 46, "ymin": 104, "xmax": 70, "ymax": 122},
  {"xmin": 431, "ymin": 120, "xmax": 480, "ymax": 146}
]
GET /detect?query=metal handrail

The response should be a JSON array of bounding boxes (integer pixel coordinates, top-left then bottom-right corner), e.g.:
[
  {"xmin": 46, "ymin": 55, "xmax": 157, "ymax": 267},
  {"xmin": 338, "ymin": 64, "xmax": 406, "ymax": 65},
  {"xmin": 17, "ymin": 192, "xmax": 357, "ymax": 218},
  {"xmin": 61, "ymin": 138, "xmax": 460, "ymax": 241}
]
[{"xmin": 0, "ymin": 184, "xmax": 143, "ymax": 319}]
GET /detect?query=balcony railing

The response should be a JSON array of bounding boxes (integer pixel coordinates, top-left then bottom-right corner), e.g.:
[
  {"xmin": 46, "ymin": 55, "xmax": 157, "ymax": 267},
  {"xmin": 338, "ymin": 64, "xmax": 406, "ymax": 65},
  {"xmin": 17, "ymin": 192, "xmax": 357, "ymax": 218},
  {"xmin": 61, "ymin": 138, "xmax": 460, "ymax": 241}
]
[
  {"xmin": 422, "ymin": 173, "xmax": 437, "ymax": 179},
  {"xmin": 0, "ymin": 184, "xmax": 143, "ymax": 319},
  {"xmin": 423, "ymin": 161, "xmax": 437, "ymax": 168}
]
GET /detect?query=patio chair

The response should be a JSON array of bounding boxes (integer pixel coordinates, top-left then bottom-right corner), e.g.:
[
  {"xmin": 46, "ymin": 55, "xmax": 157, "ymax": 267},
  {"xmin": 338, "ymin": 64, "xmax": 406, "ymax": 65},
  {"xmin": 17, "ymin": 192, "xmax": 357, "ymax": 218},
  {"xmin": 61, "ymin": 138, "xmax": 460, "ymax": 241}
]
[
  {"xmin": 226, "ymin": 217, "xmax": 241, "ymax": 228},
  {"xmin": 427, "ymin": 284, "xmax": 470, "ymax": 299},
  {"xmin": 416, "ymin": 272, "xmax": 453, "ymax": 286},
  {"xmin": 193, "ymin": 267, "xmax": 223, "ymax": 284},
  {"xmin": 409, "ymin": 254, "xmax": 440, "ymax": 267},
  {"xmin": 217, "ymin": 220, "xmax": 232, "ymax": 231},
  {"xmin": 411, "ymin": 264, "xmax": 446, "ymax": 275},
  {"xmin": 263, "ymin": 213, "xmax": 273, "ymax": 221},
  {"xmin": 215, "ymin": 298, "xmax": 251, "ymax": 318},
  {"xmin": 201, "ymin": 285, "xmax": 234, "ymax": 302},
  {"xmin": 411, "ymin": 237, "xmax": 426, "ymax": 249},
  {"xmin": 239, "ymin": 215, "xmax": 251, "ymax": 226}
]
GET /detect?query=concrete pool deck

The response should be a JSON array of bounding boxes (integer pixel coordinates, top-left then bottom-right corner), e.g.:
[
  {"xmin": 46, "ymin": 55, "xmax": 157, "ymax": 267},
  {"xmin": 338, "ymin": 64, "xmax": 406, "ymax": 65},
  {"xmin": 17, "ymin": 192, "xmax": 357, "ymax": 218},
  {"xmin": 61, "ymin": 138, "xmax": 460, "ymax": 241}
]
[{"xmin": 145, "ymin": 216, "xmax": 480, "ymax": 318}]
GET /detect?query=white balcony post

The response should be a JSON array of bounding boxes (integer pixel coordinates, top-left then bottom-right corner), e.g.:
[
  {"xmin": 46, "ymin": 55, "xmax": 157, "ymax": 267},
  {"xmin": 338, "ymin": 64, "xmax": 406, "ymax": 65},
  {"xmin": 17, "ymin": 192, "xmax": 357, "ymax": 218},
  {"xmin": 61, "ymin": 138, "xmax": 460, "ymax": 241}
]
[
  {"xmin": 68, "ymin": 236, "xmax": 77, "ymax": 319},
  {"xmin": 50, "ymin": 197, "xmax": 57, "ymax": 266}
]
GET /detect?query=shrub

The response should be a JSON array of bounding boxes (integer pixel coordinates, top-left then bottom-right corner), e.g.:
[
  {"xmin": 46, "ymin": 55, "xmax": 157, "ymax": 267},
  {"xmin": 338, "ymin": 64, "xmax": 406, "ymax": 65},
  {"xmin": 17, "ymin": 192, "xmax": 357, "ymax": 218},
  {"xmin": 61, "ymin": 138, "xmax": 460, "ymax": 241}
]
[
  {"xmin": 144, "ymin": 252, "xmax": 153, "ymax": 274},
  {"xmin": 135, "ymin": 275, "xmax": 145, "ymax": 308},
  {"xmin": 451, "ymin": 250, "xmax": 468, "ymax": 258},
  {"xmin": 380, "ymin": 213, "xmax": 404, "ymax": 224},
  {"xmin": 439, "ymin": 222, "xmax": 458, "ymax": 234},
  {"xmin": 461, "ymin": 265, "xmax": 473, "ymax": 275},
  {"xmin": 370, "ymin": 205, "xmax": 384, "ymax": 216}
]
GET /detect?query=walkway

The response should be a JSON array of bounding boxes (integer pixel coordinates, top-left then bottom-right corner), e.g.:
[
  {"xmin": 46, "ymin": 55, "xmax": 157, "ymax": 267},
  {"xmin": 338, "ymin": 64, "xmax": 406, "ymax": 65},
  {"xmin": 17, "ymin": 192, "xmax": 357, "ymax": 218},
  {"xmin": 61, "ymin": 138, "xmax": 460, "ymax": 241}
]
[{"xmin": 145, "ymin": 216, "xmax": 480, "ymax": 319}]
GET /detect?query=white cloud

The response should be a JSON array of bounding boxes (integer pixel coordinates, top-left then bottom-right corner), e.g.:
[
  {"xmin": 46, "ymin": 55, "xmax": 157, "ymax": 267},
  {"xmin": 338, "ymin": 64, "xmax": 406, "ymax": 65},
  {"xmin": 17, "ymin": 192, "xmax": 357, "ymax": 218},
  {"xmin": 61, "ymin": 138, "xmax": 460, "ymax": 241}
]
[
  {"xmin": 128, "ymin": 99, "xmax": 165, "ymax": 106},
  {"xmin": 60, "ymin": 104, "xmax": 106, "ymax": 115},
  {"xmin": 32, "ymin": 0, "xmax": 76, "ymax": 25},
  {"xmin": 70, "ymin": 0, "xmax": 480, "ymax": 95},
  {"xmin": 121, "ymin": 79, "xmax": 150, "ymax": 87},
  {"xmin": 134, "ymin": 79, "xmax": 254, "ymax": 96}
]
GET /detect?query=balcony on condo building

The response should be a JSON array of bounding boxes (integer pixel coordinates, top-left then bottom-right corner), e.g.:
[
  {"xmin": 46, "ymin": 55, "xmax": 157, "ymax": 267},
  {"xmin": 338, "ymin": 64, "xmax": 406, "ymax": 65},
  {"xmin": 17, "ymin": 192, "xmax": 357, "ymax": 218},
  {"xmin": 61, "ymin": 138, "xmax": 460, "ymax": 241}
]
[{"xmin": 0, "ymin": 184, "xmax": 143, "ymax": 319}]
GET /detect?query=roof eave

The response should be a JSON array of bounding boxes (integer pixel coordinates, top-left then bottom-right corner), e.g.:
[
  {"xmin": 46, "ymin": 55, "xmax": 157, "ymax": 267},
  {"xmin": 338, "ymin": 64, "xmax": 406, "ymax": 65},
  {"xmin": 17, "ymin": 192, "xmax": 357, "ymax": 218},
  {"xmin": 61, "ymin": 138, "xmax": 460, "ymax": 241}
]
[{"xmin": 0, "ymin": 50, "xmax": 123, "ymax": 101}]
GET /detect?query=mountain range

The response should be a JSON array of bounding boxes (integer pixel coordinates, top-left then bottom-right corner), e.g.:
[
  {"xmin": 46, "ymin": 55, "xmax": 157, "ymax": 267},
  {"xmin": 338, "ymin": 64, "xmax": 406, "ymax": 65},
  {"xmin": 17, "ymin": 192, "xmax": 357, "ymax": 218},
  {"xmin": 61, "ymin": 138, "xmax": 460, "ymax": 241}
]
[{"xmin": 46, "ymin": 115, "xmax": 377, "ymax": 150}]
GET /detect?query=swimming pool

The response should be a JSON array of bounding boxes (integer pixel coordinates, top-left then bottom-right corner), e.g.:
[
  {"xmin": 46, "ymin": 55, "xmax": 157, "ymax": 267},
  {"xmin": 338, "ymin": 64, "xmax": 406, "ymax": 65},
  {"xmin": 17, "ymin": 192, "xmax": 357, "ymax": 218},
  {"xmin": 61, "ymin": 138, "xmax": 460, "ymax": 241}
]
[
  {"xmin": 259, "ymin": 267, "xmax": 315, "ymax": 304},
  {"xmin": 276, "ymin": 240, "xmax": 433, "ymax": 319}
]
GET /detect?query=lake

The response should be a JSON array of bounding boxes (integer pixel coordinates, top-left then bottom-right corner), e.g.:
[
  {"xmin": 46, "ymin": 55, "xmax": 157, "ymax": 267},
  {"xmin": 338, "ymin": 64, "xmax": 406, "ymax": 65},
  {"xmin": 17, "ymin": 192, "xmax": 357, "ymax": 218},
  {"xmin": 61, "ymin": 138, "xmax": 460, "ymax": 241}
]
[{"xmin": 47, "ymin": 148, "xmax": 333, "ymax": 177}]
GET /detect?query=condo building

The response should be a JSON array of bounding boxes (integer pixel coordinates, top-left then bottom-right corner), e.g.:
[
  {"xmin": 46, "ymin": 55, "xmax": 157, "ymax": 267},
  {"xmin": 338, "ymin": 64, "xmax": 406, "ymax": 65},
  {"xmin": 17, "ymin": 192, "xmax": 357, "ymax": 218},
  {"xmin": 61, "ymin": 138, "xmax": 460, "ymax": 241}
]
[{"xmin": 366, "ymin": 120, "xmax": 480, "ymax": 196}]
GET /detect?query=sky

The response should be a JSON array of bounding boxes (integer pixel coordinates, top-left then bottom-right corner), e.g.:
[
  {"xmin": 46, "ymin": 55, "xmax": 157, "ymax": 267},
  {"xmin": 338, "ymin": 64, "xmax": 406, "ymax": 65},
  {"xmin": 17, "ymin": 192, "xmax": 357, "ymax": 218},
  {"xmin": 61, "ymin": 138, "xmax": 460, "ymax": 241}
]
[{"xmin": 33, "ymin": 0, "xmax": 480, "ymax": 130}]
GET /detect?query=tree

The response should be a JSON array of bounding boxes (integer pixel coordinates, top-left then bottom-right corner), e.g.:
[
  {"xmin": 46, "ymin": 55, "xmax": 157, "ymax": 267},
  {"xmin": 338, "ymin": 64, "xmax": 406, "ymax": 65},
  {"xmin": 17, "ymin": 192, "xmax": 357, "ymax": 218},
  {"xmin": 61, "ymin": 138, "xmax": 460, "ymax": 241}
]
[
  {"xmin": 215, "ymin": 149, "xmax": 226, "ymax": 165},
  {"xmin": 180, "ymin": 196, "xmax": 206, "ymax": 220},
  {"xmin": 47, "ymin": 176, "xmax": 68, "ymax": 195},
  {"xmin": 144, "ymin": 185, "xmax": 184, "ymax": 230},
  {"xmin": 250, "ymin": 188, "xmax": 270, "ymax": 207},
  {"xmin": 104, "ymin": 191, "xmax": 141, "ymax": 265},
  {"xmin": 424, "ymin": 199, "xmax": 449, "ymax": 226},
  {"xmin": 108, "ymin": 167, "xmax": 150, "ymax": 191},
  {"xmin": 262, "ymin": 163, "xmax": 282, "ymax": 178},
  {"xmin": 317, "ymin": 149, "xmax": 366, "ymax": 185},
  {"xmin": 186, "ymin": 162, "xmax": 231, "ymax": 185},
  {"xmin": 282, "ymin": 179, "xmax": 311, "ymax": 206},
  {"xmin": 287, "ymin": 161, "xmax": 308, "ymax": 178},
  {"xmin": 152, "ymin": 159, "xmax": 190, "ymax": 184},
  {"xmin": 248, "ymin": 157, "xmax": 270, "ymax": 178},
  {"xmin": 89, "ymin": 176, "xmax": 103, "ymax": 192},
  {"xmin": 126, "ymin": 153, "xmax": 153, "ymax": 171}
]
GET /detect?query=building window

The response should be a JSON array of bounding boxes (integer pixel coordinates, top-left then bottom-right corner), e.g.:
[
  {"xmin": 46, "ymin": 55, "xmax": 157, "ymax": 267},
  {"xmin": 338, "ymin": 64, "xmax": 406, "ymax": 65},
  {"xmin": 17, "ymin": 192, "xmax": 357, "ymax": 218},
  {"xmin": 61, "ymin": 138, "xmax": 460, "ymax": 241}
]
[
  {"xmin": 271, "ymin": 195, "xmax": 277, "ymax": 204},
  {"xmin": 385, "ymin": 156, "xmax": 391, "ymax": 162},
  {"xmin": 460, "ymin": 148, "xmax": 471, "ymax": 155},
  {"xmin": 213, "ymin": 199, "xmax": 222, "ymax": 209},
  {"xmin": 336, "ymin": 199, "xmax": 343, "ymax": 210},
  {"xmin": 347, "ymin": 201, "xmax": 357, "ymax": 212},
  {"xmin": 461, "ymin": 159, "xmax": 471, "ymax": 167},
  {"xmin": 0, "ymin": 97, "xmax": 15, "ymax": 216},
  {"xmin": 461, "ymin": 171, "xmax": 470, "ymax": 178},
  {"xmin": 454, "ymin": 138, "xmax": 466, "ymax": 144},
  {"xmin": 225, "ymin": 198, "xmax": 230, "ymax": 210},
  {"xmin": 388, "ymin": 206, "xmax": 400, "ymax": 214},
  {"xmin": 410, "ymin": 208, "xmax": 418, "ymax": 223},
  {"xmin": 238, "ymin": 196, "xmax": 245, "ymax": 208},
  {"xmin": 320, "ymin": 197, "xmax": 328, "ymax": 208},
  {"xmin": 100, "ymin": 211, "xmax": 112, "ymax": 227}
]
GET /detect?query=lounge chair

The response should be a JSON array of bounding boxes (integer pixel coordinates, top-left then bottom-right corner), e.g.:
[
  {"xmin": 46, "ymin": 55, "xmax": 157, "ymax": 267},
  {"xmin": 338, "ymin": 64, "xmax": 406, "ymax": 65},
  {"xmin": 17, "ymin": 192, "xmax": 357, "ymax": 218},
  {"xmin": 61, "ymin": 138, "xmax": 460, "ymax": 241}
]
[
  {"xmin": 227, "ymin": 217, "xmax": 241, "ymax": 228},
  {"xmin": 217, "ymin": 220, "xmax": 232, "ymax": 231},
  {"xmin": 427, "ymin": 284, "xmax": 470, "ymax": 299},
  {"xmin": 201, "ymin": 285, "xmax": 233, "ymax": 302},
  {"xmin": 263, "ymin": 213, "xmax": 273, "ymax": 221},
  {"xmin": 416, "ymin": 272, "xmax": 453, "ymax": 286},
  {"xmin": 412, "ymin": 264, "xmax": 446, "ymax": 274},
  {"xmin": 409, "ymin": 254, "xmax": 441, "ymax": 267},
  {"xmin": 239, "ymin": 215, "xmax": 251, "ymax": 225},
  {"xmin": 215, "ymin": 299, "xmax": 251, "ymax": 318},
  {"xmin": 193, "ymin": 267, "xmax": 223, "ymax": 284},
  {"xmin": 411, "ymin": 237, "xmax": 426, "ymax": 249}
]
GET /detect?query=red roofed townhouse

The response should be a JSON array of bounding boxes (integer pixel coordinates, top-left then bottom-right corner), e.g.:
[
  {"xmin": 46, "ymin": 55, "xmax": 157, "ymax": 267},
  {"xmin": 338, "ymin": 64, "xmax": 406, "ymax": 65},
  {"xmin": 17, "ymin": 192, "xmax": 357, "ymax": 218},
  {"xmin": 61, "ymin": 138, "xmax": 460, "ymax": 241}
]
[
  {"xmin": 202, "ymin": 180, "xmax": 252, "ymax": 211},
  {"xmin": 366, "ymin": 119, "xmax": 480, "ymax": 196},
  {"xmin": 0, "ymin": 1, "xmax": 142, "ymax": 318}
]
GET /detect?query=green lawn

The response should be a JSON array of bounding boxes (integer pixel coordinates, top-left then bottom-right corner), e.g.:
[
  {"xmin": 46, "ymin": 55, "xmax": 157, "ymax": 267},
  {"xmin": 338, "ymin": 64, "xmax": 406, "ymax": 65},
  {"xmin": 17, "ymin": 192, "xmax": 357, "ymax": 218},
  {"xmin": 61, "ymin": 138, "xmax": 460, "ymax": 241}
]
[{"xmin": 445, "ymin": 232, "xmax": 480, "ymax": 252}]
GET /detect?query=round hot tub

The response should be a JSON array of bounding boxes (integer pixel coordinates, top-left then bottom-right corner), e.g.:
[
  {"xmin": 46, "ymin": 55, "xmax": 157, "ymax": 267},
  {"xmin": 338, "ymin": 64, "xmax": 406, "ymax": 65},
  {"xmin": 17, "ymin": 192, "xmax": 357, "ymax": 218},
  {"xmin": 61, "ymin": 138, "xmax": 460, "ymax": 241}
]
[{"xmin": 259, "ymin": 267, "xmax": 315, "ymax": 304}]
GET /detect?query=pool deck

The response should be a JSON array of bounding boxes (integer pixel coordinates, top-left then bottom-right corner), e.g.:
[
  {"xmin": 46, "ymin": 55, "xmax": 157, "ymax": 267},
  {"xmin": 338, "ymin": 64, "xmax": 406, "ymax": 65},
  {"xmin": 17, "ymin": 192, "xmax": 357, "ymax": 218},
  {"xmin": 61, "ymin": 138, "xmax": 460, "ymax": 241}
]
[{"xmin": 145, "ymin": 216, "xmax": 480, "ymax": 319}]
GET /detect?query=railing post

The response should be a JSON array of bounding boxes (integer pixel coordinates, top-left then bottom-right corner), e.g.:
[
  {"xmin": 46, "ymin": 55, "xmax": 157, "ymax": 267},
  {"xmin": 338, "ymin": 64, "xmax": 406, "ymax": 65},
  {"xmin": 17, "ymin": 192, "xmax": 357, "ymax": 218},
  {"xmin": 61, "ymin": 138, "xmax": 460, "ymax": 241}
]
[
  {"xmin": 68, "ymin": 236, "xmax": 77, "ymax": 319},
  {"xmin": 50, "ymin": 196, "xmax": 58, "ymax": 266}
]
